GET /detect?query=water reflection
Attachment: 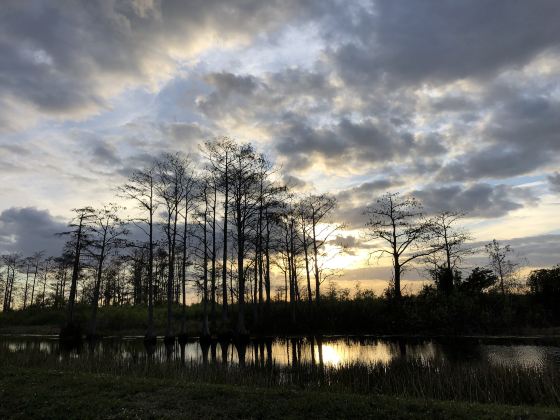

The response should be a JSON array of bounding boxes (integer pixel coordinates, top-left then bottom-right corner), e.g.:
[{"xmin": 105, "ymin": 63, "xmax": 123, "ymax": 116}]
[{"xmin": 2, "ymin": 335, "xmax": 560, "ymax": 369}]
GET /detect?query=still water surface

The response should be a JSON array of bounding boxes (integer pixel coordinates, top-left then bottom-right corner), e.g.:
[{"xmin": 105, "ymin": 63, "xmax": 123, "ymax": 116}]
[{"xmin": 2, "ymin": 335, "xmax": 560, "ymax": 369}]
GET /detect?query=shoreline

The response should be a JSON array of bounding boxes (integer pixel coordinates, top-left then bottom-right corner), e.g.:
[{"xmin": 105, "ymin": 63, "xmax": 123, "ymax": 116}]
[{"xmin": 2, "ymin": 329, "xmax": 560, "ymax": 345}]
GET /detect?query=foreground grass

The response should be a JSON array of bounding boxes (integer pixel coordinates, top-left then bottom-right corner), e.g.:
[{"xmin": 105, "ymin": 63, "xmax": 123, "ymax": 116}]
[
  {"xmin": 1, "ymin": 366, "xmax": 559, "ymax": 419},
  {"xmin": 2, "ymin": 345, "xmax": 560, "ymax": 407}
]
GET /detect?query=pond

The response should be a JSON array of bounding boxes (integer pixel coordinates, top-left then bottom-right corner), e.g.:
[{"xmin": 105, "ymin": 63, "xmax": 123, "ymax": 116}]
[{"xmin": 2, "ymin": 335, "xmax": 560, "ymax": 370}]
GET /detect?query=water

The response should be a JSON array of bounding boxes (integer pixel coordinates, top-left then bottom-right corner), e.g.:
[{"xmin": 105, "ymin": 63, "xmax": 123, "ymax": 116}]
[{"xmin": 2, "ymin": 335, "xmax": 560, "ymax": 369}]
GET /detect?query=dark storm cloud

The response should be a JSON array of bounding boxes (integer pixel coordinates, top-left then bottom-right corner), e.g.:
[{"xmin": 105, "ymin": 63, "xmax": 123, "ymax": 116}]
[
  {"xmin": 328, "ymin": 0, "xmax": 560, "ymax": 87},
  {"xmin": 0, "ymin": 207, "xmax": 66, "ymax": 255},
  {"xmin": 413, "ymin": 183, "xmax": 537, "ymax": 218}
]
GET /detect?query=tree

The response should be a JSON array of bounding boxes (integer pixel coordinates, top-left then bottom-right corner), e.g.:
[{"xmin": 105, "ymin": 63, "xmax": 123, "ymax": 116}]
[
  {"xmin": 227, "ymin": 145, "xmax": 276, "ymax": 335},
  {"xmin": 458, "ymin": 267, "xmax": 497, "ymax": 294},
  {"xmin": 196, "ymin": 178, "xmax": 211, "ymax": 337},
  {"xmin": 85, "ymin": 204, "xmax": 128, "ymax": 337},
  {"xmin": 201, "ymin": 137, "xmax": 237, "ymax": 323},
  {"xmin": 1, "ymin": 254, "xmax": 20, "ymax": 312},
  {"xmin": 119, "ymin": 165, "xmax": 158, "ymax": 340},
  {"xmin": 155, "ymin": 153, "xmax": 190, "ymax": 340},
  {"xmin": 427, "ymin": 211, "xmax": 473, "ymax": 293},
  {"xmin": 299, "ymin": 194, "xmax": 338, "ymax": 304},
  {"xmin": 364, "ymin": 193, "xmax": 435, "ymax": 299},
  {"xmin": 29, "ymin": 251, "xmax": 44, "ymax": 306},
  {"xmin": 60, "ymin": 207, "xmax": 95, "ymax": 336},
  {"xmin": 178, "ymin": 165, "xmax": 197, "ymax": 337},
  {"xmin": 528, "ymin": 265, "xmax": 560, "ymax": 297},
  {"xmin": 485, "ymin": 239, "xmax": 518, "ymax": 296}
]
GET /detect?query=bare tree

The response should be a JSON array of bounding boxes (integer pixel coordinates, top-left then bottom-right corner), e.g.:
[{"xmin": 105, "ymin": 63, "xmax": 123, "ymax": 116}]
[
  {"xmin": 155, "ymin": 153, "xmax": 190, "ymax": 340},
  {"xmin": 1, "ymin": 254, "xmax": 20, "ymax": 312},
  {"xmin": 119, "ymin": 165, "xmax": 158, "ymax": 340},
  {"xmin": 426, "ymin": 211, "xmax": 473, "ymax": 293},
  {"xmin": 29, "ymin": 251, "xmax": 44, "ymax": 306},
  {"xmin": 60, "ymin": 207, "xmax": 95, "ymax": 335},
  {"xmin": 201, "ymin": 137, "xmax": 237, "ymax": 323},
  {"xmin": 85, "ymin": 204, "xmax": 128, "ymax": 337},
  {"xmin": 364, "ymin": 193, "xmax": 435, "ymax": 299},
  {"xmin": 179, "ymin": 166, "xmax": 197, "ymax": 337},
  {"xmin": 300, "ymin": 194, "xmax": 339, "ymax": 304},
  {"xmin": 485, "ymin": 239, "xmax": 518, "ymax": 296}
]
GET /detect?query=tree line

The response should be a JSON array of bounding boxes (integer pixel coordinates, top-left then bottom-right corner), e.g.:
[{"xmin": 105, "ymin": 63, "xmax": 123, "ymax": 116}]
[
  {"xmin": 1, "ymin": 138, "xmax": 558, "ymax": 339},
  {"xmin": 1, "ymin": 138, "xmax": 341, "ymax": 341}
]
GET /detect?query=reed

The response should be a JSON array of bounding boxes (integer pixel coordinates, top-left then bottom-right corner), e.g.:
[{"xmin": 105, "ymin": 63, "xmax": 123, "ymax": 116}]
[{"xmin": 2, "ymin": 347, "xmax": 558, "ymax": 406}]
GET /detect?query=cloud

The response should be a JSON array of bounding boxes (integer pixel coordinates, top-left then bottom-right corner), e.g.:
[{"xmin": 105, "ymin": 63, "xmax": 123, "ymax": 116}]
[
  {"xmin": 328, "ymin": 0, "xmax": 560, "ymax": 87},
  {"xmin": 548, "ymin": 172, "xmax": 560, "ymax": 193},
  {"xmin": 332, "ymin": 178, "xmax": 404, "ymax": 229},
  {"xmin": 275, "ymin": 116, "xmax": 424, "ymax": 172},
  {"xmin": 282, "ymin": 174, "xmax": 308, "ymax": 190},
  {"xmin": 1, "ymin": 0, "xmax": 559, "ymax": 278},
  {"xmin": 0, "ymin": 0, "xmax": 309, "ymax": 126},
  {"xmin": 0, "ymin": 207, "xmax": 67, "ymax": 256},
  {"xmin": 413, "ymin": 183, "xmax": 538, "ymax": 218},
  {"xmin": 438, "ymin": 95, "xmax": 560, "ymax": 182}
]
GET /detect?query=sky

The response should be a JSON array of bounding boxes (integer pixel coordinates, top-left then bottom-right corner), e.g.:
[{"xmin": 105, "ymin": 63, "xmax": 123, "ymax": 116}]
[{"xmin": 0, "ymin": 0, "xmax": 559, "ymax": 293}]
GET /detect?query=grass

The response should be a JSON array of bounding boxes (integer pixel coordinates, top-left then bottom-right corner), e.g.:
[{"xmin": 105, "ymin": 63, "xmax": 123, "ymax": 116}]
[
  {"xmin": 1, "ymin": 365, "xmax": 560, "ymax": 419},
  {"xmin": 2, "ymin": 346, "xmax": 560, "ymax": 407}
]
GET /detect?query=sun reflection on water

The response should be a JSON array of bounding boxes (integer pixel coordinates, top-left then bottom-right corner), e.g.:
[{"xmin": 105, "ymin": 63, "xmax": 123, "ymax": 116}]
[{"xmin": 320, "ymin": 344, "xmax": 342, "ymax": 366}]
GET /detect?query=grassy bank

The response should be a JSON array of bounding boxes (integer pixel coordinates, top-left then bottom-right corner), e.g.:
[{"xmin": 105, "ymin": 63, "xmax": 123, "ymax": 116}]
[
  {"xmin": 1, "ymin": 365, "xmax": 559, "ymax": 419},
  {"xmin": 2, "ymin": 347, "xmax": 559, "ymax": 407}
]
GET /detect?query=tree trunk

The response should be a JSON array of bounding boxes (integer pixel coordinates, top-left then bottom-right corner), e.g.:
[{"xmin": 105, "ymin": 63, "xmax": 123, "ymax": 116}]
[
  {"xmin": 180, "ymin": 200, "xmax": 188, "ymax": 335},
  {"xmin": 89, "ymin": 256, "xmax": 104, "ymax": 337},
  {"xmin": 221, "ymin": 155, "xmax": 229, "ymax": 323},
  {"xmin": 202, "ymin": 200, "xmax": 210, "ymax": 337},
  {"xmin": 67, "ymin": 216, "xmax": 83, "ymax": 325},
  {"xmin": 23, "ymin": 262, "xmax": 30, "ymax": 309},
  {"xmin": 146, "ymin": 190, "xmax": 155, "ymax": 339},
  {"xmin": 236, "ymin": 211, "xmax": 246, "ymax": 335},
  {"xmin": 312, "ymin": 212, "xmax": 321, "ymax": 304},
  {"xmin": 211, "ymin": 185, "xmax": 217, "ymax": 328}
]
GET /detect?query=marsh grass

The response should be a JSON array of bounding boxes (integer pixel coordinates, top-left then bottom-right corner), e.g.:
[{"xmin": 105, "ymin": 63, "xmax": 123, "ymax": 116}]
[{"xmin": 2, "ymin": 346, "xmax": 559, "ymax": 406}]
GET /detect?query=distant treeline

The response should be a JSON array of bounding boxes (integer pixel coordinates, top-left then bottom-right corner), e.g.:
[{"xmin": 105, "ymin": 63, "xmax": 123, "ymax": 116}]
[{"xmin": 0, "ymin": 138, "xmax": 559, "ymax": 338}]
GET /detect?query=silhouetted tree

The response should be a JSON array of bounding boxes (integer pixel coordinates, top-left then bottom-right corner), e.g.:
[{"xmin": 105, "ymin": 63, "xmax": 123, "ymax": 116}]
[
  {"xmin": 60, "ymin": 207, "xmax": 95, "ymax": 334},
  {"xmin": 427, "ymin": 211, "xmax": 472, "ymax": 293},
  {"xmin": 299, "ymin": 194, "xmax": 338, "ymax": 304},
  {"xmin": 156, "ymin": 153, "xmax": 190, "ymax": 340},
  {"xmin": 485, "ymin": 239, "xmax": 518, "ymax": 296},
  {"xmin": 458, "ymin": 267, "xmax": 497, "ymax": 294},
  {"xmin": 201, "ymin": 137, "xmax": 237, "ymax": 323},
  {"xmin": 1, "ymin": 254, "xmax": 20, "ymax": 312},
  {"xmin": 364, "ymin": 193, "xmax": 435, "ymax": 299},
  {"xmin": 120, "ymin": 165, "xmax": 158, "ymax": 340},
  {"xmin": 85, "ymin": 204, "xmax": 128, "ymax": 337}
]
